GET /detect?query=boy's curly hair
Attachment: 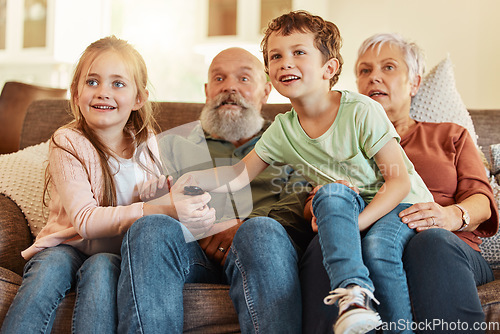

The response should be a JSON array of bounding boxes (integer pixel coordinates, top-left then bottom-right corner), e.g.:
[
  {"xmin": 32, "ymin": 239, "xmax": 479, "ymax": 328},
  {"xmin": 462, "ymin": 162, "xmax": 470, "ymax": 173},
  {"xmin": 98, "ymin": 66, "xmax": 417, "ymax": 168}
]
[{"xmin": 261, "ymin": 10, "xmax": 344, "ymax": 89}]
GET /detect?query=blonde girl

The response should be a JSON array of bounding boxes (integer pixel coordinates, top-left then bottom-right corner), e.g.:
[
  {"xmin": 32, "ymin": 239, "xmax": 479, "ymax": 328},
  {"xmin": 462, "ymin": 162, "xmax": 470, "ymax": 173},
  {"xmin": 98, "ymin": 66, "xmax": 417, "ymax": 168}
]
[{"xmin": 1, "ymin": 36, "xmax": 215, "ymax": 334}]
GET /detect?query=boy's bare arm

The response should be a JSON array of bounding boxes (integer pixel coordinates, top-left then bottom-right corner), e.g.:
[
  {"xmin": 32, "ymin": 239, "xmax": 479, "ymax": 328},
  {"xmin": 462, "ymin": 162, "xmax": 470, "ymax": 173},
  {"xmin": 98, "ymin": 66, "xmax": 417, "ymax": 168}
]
[
  {"xmin": 179, "ymin": 149, "xmax": 269, "ymax": 193},
  {"xmin": 358, "ymin": 138, "xmax": 411, "ymax": 231}
]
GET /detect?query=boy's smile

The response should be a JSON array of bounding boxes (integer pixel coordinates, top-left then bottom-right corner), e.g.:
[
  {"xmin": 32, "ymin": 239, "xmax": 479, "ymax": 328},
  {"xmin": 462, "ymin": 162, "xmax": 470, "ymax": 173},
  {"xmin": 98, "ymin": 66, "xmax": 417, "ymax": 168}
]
[{"xmin": 279, "ymin": 74, "xmax": 301, "ymax": 84}]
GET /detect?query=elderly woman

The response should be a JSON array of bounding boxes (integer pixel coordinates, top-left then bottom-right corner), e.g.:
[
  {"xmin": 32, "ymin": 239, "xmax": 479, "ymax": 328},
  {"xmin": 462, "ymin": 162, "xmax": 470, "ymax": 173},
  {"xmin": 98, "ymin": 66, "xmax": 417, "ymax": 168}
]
[{"xmin": 300, "ymin": 33, "xmax": 498, "ymax": 333}]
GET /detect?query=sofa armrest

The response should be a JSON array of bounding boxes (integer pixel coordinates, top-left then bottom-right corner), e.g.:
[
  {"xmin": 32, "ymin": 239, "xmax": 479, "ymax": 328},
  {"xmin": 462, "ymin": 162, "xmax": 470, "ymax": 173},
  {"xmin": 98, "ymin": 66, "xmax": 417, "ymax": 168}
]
[
  {"xmin": 0, "ymin": 194, "xmax": 32, "ymax": 276},
  {"xmin": 0, "ymin": 266, "xmax": 22, "ymax": 326}
]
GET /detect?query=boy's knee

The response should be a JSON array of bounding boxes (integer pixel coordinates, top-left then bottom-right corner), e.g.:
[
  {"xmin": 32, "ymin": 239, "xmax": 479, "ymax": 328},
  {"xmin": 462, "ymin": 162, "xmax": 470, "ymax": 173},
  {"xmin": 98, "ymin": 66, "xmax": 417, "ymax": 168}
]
[
  {"xmin": 317, "ymin": 182, "xmax": 350, "ymax": 196},
  {"xmin": 313, "ymin": 183, "xmax": 358, "ymax": 208},
  {"xmin": 362, "ymin": 230, "xmax": 407, "ymax": 266},
  {"xmin": 362, "ymin": 235, "xmax": 387, "ymax": 263}
]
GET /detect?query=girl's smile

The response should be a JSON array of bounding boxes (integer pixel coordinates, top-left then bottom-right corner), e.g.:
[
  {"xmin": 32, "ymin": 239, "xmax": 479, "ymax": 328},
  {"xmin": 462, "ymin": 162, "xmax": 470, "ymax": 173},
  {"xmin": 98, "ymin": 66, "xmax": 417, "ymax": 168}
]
[{"xmin": 76, "ymin": 50, "xmax": 142, "ymax": 135}]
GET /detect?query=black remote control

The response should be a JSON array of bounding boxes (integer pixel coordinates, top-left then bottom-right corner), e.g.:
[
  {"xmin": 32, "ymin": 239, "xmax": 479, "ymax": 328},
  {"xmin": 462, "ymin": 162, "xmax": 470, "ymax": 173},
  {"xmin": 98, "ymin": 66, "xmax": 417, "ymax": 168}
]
[{"xmin": 184, "ymin": 185, "xmax": 205, "ymax": 196}]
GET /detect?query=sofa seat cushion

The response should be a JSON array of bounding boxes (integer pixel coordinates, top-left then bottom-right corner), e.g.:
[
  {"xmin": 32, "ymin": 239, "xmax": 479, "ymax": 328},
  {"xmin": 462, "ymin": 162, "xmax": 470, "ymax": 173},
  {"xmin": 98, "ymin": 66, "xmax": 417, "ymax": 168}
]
[
  {"xmin": 183, "ymin": 283, "xmax": 239, "ymax": 333},
  {"xmin": 477, "ymin": 269, "xmax": 500, "ymax": 326}
]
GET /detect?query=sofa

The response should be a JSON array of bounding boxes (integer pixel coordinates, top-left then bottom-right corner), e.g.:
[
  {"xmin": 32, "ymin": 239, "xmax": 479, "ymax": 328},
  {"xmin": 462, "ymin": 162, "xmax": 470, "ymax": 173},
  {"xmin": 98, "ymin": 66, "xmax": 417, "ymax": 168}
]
[{"xmin": 0, "ymin": 99, "xmax": 499, "ymax": 333}]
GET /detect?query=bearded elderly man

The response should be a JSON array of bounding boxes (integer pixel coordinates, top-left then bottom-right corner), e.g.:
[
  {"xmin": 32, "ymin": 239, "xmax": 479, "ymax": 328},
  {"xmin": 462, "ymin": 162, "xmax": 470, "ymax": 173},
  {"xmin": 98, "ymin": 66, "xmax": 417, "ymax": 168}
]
[{"xmin": 117, "ymin": 48, "xmax": 313, "ymax": 333}]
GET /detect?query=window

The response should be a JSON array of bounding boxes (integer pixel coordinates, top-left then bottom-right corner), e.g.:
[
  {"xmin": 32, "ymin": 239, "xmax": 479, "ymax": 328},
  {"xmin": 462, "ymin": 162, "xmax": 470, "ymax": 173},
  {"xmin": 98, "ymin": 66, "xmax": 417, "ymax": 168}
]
[
  {"xmin": 0, "ymin": 0, "xmax": 6, "ymax": 49},
  {"xmin": 260, "ymin": 0, "xmax": 291, "ymax": 33},
  {"xmin": 23, "ymin": 0, "xmax": 47, "ymax": 48},
  {"xmin": 208, "ymin": 0, "xmax": 237, "ymax": 36}
]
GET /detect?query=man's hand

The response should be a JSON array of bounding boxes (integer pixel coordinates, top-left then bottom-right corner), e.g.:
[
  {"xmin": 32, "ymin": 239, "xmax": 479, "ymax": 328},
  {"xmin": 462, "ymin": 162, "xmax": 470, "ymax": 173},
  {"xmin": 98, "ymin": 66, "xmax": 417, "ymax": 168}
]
[{"xmin": 198, "ymin": 219, "xmax": 243, "ymax": 266}]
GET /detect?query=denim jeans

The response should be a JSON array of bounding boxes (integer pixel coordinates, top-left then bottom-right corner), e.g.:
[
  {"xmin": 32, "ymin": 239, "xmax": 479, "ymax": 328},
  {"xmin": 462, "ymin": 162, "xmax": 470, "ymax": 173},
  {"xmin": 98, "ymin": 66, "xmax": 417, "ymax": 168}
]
[
  {"xmin": 404, "ymin": 228, "xmax": 494, "ymax": 333},
  {"xmin": 312, "ymin": 183, "xmax": 415, "ymax": 333},
  {"xmin": 117, "ymin": 214, "xmax": 301, "ymax": 334},
  {"xmin": 0, "ymin": 244, "xmax": 120, "ymax": 334}
]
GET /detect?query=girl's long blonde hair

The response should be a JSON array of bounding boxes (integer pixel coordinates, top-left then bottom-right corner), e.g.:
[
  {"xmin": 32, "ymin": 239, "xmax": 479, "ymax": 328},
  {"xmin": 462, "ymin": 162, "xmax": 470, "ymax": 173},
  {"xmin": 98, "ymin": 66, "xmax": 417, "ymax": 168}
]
[{"xmin": 44, "ymin": 36, "xmax": 159, "ymax": 207}]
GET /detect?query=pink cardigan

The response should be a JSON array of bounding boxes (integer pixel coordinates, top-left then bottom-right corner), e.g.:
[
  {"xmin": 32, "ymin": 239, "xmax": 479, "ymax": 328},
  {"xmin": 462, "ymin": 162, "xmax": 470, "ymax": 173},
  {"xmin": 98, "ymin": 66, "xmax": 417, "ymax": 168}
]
[{"xmin": 22, "ymin": 128, "xmax": 154, "ymax": 260}]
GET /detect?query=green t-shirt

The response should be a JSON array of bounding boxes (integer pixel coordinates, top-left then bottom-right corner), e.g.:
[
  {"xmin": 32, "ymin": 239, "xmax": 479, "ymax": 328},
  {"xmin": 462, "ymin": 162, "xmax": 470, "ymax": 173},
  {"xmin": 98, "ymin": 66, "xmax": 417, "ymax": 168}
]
[{"xmin": 254, "ymin": 90, "xmax": 433, "ymax": 204}]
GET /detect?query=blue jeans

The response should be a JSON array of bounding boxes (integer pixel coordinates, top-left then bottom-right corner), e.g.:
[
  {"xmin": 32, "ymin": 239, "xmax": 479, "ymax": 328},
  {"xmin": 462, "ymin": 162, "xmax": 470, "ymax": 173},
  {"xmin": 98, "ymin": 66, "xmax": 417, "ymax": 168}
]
[
  {"xmin": 0, "ymin": 244, "xmax": 120, "ymax": 334},
  {"xmin": 312, "ymin": 183, "xmax": 415, "ymax": 333},
  {"xmin": 404, "ymin": 228, "xmax": 494, "ymax": 333},
  {"xmin": 117, "ymin": 214, "xmax": 301, "ymax": 334}
]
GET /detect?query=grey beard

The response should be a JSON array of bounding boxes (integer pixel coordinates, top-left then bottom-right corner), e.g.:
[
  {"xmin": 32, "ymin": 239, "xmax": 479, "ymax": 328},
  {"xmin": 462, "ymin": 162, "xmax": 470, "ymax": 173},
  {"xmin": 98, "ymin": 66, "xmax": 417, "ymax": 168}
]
[{"xmin": 200, "ymin": 93, "xmax": 264, "ymax": 143}]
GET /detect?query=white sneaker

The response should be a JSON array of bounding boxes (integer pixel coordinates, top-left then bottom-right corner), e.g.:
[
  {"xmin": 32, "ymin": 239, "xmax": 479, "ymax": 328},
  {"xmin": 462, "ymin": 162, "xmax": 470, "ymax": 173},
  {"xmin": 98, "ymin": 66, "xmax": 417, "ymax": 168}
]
[{"xmin": 324, "ymin": 285, "xmax": 382, "ymax": 334}]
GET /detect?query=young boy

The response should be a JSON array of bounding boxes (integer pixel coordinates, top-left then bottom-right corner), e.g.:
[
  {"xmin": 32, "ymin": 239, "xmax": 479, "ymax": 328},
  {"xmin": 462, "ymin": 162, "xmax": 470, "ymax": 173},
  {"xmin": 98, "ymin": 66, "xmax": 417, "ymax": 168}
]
[{"xmin": 183, "ymin": 10, "xmax": 433, "ymax": 334}]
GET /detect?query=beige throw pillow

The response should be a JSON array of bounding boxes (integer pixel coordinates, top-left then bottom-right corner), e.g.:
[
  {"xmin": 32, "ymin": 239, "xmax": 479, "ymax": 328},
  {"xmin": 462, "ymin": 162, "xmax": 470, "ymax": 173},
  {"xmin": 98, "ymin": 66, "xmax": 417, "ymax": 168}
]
[{"xmin": 0, "ymin": 141, "xmax": 49, "ymax": 237}]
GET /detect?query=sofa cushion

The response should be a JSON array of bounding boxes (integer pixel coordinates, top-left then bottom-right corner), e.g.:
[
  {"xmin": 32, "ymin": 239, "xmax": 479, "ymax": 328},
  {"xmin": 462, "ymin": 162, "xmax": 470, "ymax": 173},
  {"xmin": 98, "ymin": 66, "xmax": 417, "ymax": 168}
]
[
  {"xmin": 0, "ymin": 141, "xmax": 49, "ymax": 237},
  {"xmin": 410, "ymin": 56, "xmax": 478, "ymax": 146}
]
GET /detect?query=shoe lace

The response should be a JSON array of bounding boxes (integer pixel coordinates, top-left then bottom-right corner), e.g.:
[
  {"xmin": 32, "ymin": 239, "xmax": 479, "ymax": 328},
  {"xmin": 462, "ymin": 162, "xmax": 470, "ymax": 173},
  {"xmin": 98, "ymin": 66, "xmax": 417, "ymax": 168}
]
[{"xmin": 323, "ymin": 286, "xmax": 380, "ymax": 313}]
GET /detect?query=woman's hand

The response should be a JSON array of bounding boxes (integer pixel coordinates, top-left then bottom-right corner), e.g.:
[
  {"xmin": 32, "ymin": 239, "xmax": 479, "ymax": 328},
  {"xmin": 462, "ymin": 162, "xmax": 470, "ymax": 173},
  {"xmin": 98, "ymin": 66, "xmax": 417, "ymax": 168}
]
[{"xmin": 399, "ymin": 202, "xmax": 462, "ymax": 232}]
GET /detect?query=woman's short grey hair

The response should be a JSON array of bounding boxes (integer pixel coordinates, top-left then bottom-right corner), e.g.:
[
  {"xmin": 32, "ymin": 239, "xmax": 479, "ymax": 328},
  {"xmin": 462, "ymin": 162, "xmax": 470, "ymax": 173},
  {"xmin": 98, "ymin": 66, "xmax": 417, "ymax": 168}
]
[{"xmin": 356, "ymin": 33, "xmax": 426, "ymax": 82}]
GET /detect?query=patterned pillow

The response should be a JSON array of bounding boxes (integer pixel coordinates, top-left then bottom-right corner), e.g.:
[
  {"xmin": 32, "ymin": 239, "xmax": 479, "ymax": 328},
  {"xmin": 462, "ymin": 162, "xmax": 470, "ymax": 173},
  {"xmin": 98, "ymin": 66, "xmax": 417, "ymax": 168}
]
[
  {"xmin": 410, "ymin": 56, "xmax": 478, "ymax": 145},
  {"xmin": 490, "ymin": 143, "xmax": 500, "ymax": 184},
  {"xmin": 479, "ymin": 176, "xmax": 500, "ymax": 269},
  {"xmin": 0, "ymin": 141, "xmax": 49, "ymax": 237}
]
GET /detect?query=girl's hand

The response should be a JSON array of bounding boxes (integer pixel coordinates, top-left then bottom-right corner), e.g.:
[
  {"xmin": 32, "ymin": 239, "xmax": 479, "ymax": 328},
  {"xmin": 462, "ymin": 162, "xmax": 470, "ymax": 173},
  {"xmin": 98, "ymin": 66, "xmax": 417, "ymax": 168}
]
[
  {"xmin": 139, "ymin": 174, "xmax": 169, "ymax": 201},
  {"xmin": 399, "ymin": 202, "xmax": 458, "ymax": 232}
]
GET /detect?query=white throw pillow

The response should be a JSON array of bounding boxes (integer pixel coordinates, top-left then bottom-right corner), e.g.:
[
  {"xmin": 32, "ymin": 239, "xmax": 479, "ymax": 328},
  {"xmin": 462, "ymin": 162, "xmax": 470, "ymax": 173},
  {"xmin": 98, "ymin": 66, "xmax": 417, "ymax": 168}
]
[
  {"xmin": 0, "ymin": 141, "xmax": 49, "ymax": 237},
  {"xmin": 410, "ymin": 56, "xmax": 478, "ymax": 145}
]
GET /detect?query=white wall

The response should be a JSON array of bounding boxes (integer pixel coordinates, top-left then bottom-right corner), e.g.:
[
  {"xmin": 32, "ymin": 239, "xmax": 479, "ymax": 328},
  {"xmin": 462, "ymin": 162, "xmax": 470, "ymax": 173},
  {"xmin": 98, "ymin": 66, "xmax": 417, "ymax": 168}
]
[
  {"xmin": 325, "ymin": 0, "xmax": 500, "ymax": 109},
  {"xmin": 97, "ymin": 0, "xmax": 500, "ymax": 108},
  {"xmin": 1, "ymin": 0, "xmax": 499, "ymax": 109}
]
